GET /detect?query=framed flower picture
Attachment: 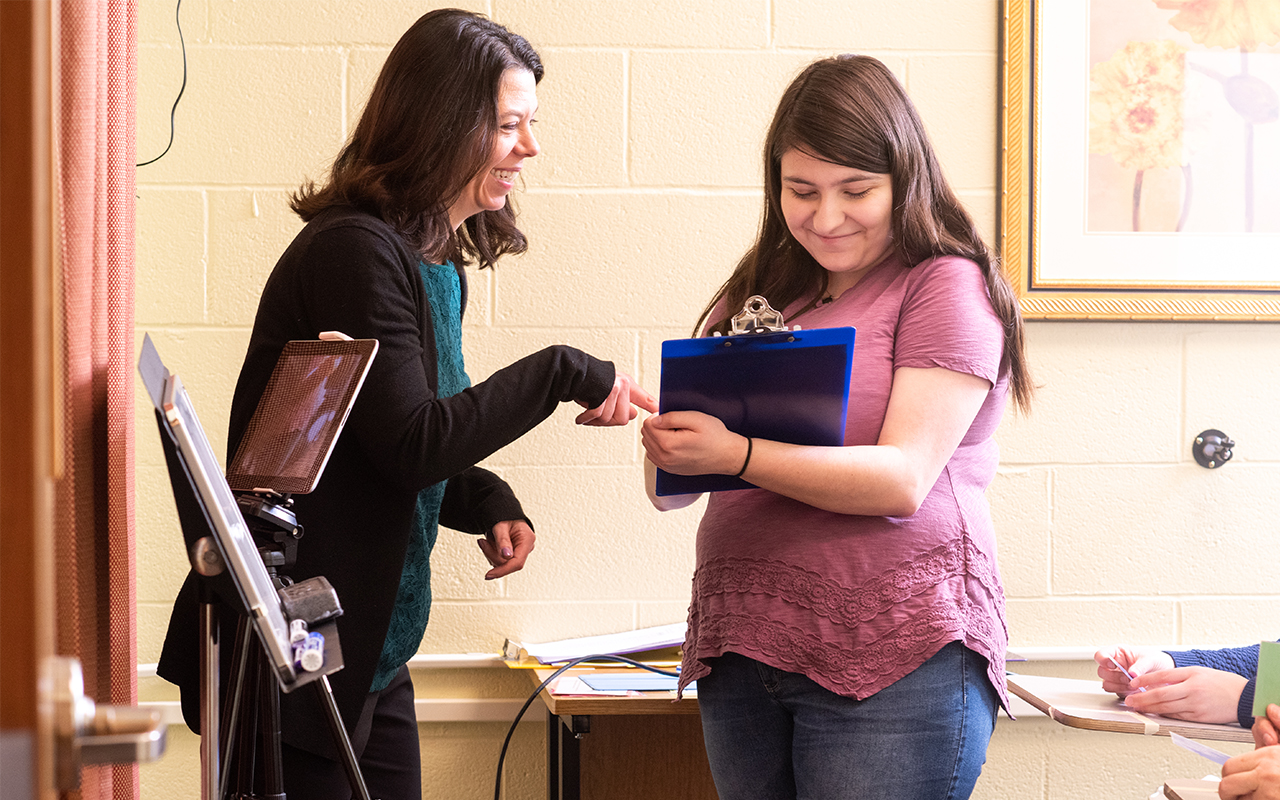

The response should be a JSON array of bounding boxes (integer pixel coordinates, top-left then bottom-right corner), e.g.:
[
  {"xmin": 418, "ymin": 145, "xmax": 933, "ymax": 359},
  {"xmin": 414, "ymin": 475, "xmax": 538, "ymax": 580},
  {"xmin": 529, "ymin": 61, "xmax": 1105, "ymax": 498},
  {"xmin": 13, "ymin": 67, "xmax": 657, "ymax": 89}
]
[{"xmin": 999, "ymin": 0, "xmax": 1280, "ymax": 319}]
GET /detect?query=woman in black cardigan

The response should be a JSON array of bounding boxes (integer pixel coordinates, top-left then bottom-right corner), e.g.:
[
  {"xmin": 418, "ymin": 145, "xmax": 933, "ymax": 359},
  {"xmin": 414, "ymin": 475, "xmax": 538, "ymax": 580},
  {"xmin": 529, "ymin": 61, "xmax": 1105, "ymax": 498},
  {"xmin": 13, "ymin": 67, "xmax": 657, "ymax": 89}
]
[{"xmin": 158, "ymin": 10, "xmax": 654, "ymax": 798}]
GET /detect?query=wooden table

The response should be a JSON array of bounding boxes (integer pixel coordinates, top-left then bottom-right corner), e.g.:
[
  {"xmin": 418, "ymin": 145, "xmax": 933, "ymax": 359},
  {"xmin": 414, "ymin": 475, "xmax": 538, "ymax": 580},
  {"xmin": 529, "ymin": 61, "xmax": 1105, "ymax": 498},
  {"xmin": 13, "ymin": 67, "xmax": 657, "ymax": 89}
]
[
  {"xmin": 1007, "ymin": 673, "xmax": 1254, "ymax": 743},
  {"xmin": 528, "ymin": 667, "xmax": 719, "ymax": 800}
]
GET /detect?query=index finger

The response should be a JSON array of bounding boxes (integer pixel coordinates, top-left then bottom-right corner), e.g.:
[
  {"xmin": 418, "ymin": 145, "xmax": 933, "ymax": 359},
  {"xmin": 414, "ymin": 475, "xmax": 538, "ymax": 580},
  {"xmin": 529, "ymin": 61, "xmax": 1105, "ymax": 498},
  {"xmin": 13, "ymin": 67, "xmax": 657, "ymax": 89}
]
[{"xmin": 630, "ymin": 384, "xmax": 658, "ymax": 414}]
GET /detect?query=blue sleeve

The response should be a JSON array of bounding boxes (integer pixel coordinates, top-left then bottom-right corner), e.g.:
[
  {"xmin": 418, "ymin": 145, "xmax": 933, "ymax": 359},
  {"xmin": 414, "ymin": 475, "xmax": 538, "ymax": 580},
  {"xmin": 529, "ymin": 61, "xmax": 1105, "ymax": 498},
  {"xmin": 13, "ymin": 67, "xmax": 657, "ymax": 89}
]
[{"xmin": 1167, "ymin": 642, "xmax": 1265, "ymax": 728}]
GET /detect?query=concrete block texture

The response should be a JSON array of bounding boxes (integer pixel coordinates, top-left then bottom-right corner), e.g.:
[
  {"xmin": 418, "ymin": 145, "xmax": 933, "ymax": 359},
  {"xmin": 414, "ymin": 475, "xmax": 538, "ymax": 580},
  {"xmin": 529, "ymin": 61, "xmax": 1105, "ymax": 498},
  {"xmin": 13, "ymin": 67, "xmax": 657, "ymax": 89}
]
[
  {"xmin": 988, "ymin": 468, "xmax": 1051, "ymax": 598},
  {"xmin": 1007, "ymin": 598, "xmax": 1178, "ymax": 646},
  {"xmin": 208, "ymin": 190, "xmax": 305, "ymax": 325},
  {"xmin": 774, "ymin": 0, "xmax": 999, "ymax": 52},
  {"xmin": 134, "ymin": 328, "xmax": 252, "ymax": 462},
  {"xmin": 907, "ymin": 54, "xmax": 998, "ymax": 191},
  {"xmin": 1185, "ymin": 325, "xmax": 1280, "ymax": 461},
  {"xmin": 136, "ymin": 43, "xmax": 192, "ymax": 167},
  {"xmin": 139, "ymin": 0, "xmax": 209, "ymax": 46},
  {"xmin": 206, "ymin": 0, "xmax": 453, "ymax": 46},
  {"xmin": 1053, "ymin": 464, "xmax": 1280, "ymax": 595},
  {"xmin": 136, "ymin": 45, "xmax": 344, "ymax": 185},
  {"xmin": 494, "ymin": 0, "xmax": 769, "ymax": 48},
  {"xmin": 1180, "ymin": 598, "xmax": 1275, "ymax": 645},
  {"xmin": 482, "ymin": 465, "xmax": 699, "ymax": 602},
  {"xmin": 629, "ymin": 50, "xmax": 815, "ymax": 187},
  {"xmin": 500, "ymin": 192, "xmax": 761, "ymax": 329},
  {"xmin": 1037, "ymin": 721, "xmax": 1250, "ymax": 800},
  {"xmin": 997, "ymin": 322, "xmax": 1185, "ymax": 464},
  {"xmin": 346, "ymin": 46, "xmax": 390, "ymax": 136},
  {"xmin": 419, "ymin": 599, "xmax": 640, "ymax": 654},
  {"xmin": 135, "ymin": 189, "xmax": 206, "ymax": 326},
  {"xmin": 526, "ymin": 49, "xmax": 628, "ymax": 187}
]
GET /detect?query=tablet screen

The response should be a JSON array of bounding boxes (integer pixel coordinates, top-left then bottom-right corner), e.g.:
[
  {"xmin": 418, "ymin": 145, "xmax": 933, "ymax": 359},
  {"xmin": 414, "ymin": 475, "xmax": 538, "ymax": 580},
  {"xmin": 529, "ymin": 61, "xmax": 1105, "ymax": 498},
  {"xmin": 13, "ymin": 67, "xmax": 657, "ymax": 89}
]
[{"xmin": 227, "ymin": 338, "xmax": 378, "ymax": 495}]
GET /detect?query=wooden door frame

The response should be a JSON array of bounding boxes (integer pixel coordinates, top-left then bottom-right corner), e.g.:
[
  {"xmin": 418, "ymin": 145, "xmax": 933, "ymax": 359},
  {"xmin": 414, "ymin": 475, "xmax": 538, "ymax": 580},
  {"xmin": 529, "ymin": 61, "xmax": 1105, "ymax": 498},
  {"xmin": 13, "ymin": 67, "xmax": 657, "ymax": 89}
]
[{"xmin": 1, "ymin": 1, "xmax": 58, "ymax": 798}]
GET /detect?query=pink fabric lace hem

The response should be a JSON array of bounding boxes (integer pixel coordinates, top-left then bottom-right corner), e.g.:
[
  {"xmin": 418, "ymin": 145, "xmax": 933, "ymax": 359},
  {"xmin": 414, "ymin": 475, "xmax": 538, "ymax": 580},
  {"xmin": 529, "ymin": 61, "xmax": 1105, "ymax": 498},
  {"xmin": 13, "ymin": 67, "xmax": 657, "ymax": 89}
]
[{"xmin": 679, "ymin": 539, "xmax": 1008, "ymax": 708}]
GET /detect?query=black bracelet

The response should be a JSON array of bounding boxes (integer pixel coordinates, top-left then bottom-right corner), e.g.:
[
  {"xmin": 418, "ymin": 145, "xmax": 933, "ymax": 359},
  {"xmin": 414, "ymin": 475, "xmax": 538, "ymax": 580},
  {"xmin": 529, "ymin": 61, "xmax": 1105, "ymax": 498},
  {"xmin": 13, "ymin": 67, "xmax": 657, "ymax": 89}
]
[{"xmin": 734, "ymin": 437, "xmax": 753, "ymax": 478}]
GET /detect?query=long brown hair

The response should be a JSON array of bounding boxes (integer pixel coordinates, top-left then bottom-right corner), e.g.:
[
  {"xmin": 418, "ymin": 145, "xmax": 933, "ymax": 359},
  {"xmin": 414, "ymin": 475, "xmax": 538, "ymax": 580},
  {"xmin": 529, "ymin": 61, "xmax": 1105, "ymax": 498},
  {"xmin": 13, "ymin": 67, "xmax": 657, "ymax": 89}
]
[
  {"xmin": 291, "ymin": 9, "xmax": 543, "ymax": 269},
  {"xmin": 697, "ymin": 55, "xmax": 1032, "ymax": 412}
]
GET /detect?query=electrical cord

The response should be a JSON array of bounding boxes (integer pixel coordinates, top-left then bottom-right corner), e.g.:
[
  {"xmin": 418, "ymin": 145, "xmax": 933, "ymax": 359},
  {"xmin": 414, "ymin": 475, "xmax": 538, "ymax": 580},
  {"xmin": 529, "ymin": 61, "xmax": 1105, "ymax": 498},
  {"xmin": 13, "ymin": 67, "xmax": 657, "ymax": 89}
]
[
  {"xmin": 137, "ymin": 0, "xmax": 186, "ymax": 167},
  {"xmin": 493, "ymin": 654, "xmax": 682, "ymax": 800}
]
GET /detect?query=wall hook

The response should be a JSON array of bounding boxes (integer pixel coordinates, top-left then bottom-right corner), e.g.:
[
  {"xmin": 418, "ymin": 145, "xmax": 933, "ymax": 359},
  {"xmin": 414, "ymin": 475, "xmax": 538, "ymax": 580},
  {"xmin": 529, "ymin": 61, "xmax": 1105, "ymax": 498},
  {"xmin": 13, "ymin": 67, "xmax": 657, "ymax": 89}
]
[{"xmin": 1193, "ymin": 429, "xmax": 1234, "ymax": 469}]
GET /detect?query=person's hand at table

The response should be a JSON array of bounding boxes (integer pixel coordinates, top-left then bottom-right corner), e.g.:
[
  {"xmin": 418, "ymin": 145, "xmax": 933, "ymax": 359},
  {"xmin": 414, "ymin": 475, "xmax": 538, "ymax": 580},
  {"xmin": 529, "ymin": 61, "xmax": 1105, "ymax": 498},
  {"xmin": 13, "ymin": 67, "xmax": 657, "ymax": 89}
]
[
  {"xmin": 1095, "ymin": 647, "xmax": 1176, "ymax": 696},
  {"xmin": 1116, "ymin": 666, "xmax": 1248, "ymax": 723},
  {"xmin": 1254, "ymin": 703, "xmax": 1280, "ymax": 749},
  {"xmin": 575, "ymin": 372, "xmax": 657, "ymax": 426},
  {"xmin": 1219, "ymin": 745, "xmax": 1280, "ymax": 800},
  {"xmin": 642, "ymin": 410, "xmax": 749, "ymax": 477},
  {"xmin": 479, "ymin": 519, "xmax": 535, "ymax": 580}
]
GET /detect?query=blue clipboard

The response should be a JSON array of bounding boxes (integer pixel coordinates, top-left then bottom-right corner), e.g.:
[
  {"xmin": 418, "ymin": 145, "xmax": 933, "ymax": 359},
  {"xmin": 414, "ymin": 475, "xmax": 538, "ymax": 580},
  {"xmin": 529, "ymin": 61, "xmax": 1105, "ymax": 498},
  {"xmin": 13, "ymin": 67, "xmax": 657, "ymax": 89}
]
[{"xmin": 656, "ymin": 325, "xmax": 856, "ymax": 496}]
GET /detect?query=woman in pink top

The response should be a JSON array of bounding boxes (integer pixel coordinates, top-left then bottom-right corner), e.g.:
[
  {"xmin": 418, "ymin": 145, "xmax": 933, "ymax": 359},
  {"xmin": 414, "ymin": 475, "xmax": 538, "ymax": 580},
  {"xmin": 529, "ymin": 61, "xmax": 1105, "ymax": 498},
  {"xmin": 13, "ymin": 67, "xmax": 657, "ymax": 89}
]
[{"xmin": 643, "ymin": 55, "xmax": 1033, "ymax": 799}]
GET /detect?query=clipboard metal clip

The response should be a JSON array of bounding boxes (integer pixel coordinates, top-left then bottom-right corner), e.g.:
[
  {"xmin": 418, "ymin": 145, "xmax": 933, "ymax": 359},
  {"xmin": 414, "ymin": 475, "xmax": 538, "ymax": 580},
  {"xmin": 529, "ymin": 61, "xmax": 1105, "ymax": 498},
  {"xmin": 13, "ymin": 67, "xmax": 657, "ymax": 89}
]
[{"xmin": 723, "ymin": 295, "xmax": 799, "ymax": 336}]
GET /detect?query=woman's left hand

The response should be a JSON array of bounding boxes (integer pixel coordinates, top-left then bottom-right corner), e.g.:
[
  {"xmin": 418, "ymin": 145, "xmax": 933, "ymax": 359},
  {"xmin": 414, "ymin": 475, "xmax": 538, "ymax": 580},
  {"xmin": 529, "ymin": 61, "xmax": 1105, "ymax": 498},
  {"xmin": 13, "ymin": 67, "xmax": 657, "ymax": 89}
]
[
  {"xmin": 479, "ymin": 519, "xmax": 535, "ymax": 580},
  {"xmin": 642, "ymin": 410, "xmax": 748, "ymax": 477}
]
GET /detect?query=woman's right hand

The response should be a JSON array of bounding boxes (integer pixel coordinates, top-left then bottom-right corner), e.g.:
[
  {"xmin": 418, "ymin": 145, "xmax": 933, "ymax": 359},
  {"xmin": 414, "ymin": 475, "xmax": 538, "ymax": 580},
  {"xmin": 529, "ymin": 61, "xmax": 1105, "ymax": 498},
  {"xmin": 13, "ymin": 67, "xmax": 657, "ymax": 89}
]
[
  {"xmin": 1094, "ymin": 646, "xmax": 1175, "ymax": 696},
  {"xmin": 575, "ymin": 371, "xmax": 657, "ymax": 426}
]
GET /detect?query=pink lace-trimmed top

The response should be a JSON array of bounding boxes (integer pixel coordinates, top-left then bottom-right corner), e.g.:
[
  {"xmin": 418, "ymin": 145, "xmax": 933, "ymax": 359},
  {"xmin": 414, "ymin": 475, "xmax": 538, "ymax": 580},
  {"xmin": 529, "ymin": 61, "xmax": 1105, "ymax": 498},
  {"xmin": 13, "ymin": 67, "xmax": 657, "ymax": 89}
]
[{"xmin": 679, "ymin": 254, "xmax": 1011, "ymax": 710}]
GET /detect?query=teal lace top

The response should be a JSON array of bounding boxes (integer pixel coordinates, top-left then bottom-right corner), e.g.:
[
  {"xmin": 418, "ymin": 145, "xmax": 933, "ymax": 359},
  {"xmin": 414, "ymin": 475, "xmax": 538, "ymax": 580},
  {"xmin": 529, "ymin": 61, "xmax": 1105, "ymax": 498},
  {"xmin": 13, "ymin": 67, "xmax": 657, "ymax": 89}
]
[{"xmin": 370, "ymin": 262, "xmax": 470, "ymax": 691}]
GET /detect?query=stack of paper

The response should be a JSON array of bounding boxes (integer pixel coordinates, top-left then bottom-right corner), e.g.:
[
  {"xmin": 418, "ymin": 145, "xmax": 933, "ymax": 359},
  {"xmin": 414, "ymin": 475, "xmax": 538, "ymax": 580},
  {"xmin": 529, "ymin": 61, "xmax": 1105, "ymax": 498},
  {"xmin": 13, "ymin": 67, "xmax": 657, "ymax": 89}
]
[{"xmin": 502, "ymin": 622, "xmax": 686, "ymax": 665}]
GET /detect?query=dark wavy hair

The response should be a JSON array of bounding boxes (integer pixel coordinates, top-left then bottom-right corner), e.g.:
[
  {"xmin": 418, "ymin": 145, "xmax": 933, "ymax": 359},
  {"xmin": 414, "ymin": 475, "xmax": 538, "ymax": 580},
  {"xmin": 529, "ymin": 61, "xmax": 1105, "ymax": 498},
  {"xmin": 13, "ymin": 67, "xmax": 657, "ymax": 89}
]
[
  {"xmin": 697, "ymin": 55, "xmax": 1031, "ymax": 412},
  {"xmin": 291, "ymin": 9, "xmax": 543, "ymax": 268}
]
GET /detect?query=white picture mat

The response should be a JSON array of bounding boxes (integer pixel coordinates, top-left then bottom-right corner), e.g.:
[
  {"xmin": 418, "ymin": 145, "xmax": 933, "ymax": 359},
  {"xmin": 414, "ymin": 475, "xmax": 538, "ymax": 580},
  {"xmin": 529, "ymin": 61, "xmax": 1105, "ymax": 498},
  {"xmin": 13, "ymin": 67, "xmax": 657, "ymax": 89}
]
[{"xmin": 1035, "ymin": 2, "xmax": 1280, "ymax": 288}]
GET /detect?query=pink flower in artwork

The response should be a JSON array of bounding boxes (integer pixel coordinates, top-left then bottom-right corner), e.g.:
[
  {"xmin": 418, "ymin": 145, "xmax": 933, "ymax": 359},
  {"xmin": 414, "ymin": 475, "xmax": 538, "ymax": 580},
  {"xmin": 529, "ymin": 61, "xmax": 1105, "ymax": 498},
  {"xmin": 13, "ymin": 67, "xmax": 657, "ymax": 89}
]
[
  {"xmin": 1090, "ymin": 39, "xmax": 1187, "ymax": 170},
  {"xmin": 1154, "ymin": 0, "xmax": 1280, "ymax": 50}
]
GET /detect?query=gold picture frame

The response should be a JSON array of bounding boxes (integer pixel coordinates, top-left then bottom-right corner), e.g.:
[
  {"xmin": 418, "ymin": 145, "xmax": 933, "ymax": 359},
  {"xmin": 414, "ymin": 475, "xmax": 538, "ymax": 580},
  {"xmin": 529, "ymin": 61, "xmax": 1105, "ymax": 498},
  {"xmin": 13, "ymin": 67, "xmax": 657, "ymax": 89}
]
[{"xmin": 998, "ymin": 0, "xmax": 1280, "ymax": 320}]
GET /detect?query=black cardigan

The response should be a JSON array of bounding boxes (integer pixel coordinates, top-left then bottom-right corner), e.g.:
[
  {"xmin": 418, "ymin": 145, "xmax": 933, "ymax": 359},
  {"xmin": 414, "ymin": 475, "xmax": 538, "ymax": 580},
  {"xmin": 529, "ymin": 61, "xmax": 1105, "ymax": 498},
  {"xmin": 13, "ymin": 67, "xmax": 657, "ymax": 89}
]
[{"xmin": 158, "ymin": 206, "xmax": 614, "ymax": 756}]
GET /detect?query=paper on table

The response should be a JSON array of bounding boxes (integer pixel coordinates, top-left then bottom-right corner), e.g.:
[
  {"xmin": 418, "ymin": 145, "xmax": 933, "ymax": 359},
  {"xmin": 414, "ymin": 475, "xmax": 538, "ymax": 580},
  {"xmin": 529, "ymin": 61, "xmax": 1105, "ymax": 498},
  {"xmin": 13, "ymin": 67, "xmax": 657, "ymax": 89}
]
[
  {"xmin": 580, "ymin": 674, "xmax": 684, "ymax": 692},
  {"xmin": 551, "ymin": 676, "xmax": 632, "ymax": 697},
  {"xmin": 504, "ymin": 622, "xmax": 686, "ymax": 665}
]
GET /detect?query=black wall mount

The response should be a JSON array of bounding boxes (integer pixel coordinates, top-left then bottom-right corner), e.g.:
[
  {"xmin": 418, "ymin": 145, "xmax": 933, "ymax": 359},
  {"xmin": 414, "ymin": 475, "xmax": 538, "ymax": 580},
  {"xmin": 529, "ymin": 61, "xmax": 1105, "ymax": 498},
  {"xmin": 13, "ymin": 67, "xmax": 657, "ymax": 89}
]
[{"xmin": 1193, "ymin": 429, "xmax": 1235, "ymax": 469}]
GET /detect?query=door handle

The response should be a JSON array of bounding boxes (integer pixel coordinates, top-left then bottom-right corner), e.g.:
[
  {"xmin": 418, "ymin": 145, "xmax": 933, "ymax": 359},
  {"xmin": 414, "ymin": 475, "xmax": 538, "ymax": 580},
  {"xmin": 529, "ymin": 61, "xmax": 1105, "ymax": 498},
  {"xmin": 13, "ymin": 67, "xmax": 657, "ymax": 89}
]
[{"xmin": 43, "ymin": 656, "xmax": 167, "ymax": 791}]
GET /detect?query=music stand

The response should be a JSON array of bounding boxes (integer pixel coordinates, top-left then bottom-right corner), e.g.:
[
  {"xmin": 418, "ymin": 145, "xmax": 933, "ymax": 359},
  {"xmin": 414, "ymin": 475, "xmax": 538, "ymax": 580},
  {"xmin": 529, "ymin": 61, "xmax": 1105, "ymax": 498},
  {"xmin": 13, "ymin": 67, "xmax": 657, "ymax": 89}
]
[{"xmin": 139, "ymin": 333, "xmax": 378, "ymax": 800}]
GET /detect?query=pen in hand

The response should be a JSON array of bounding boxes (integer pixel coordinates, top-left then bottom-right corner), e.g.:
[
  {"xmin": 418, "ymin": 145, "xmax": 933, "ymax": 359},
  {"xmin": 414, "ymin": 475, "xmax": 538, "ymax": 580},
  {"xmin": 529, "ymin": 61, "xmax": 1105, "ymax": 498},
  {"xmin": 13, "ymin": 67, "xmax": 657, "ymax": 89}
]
[{"xmin": 1108, "ymin": 656, "xmax": 1148, "ymax": 693}]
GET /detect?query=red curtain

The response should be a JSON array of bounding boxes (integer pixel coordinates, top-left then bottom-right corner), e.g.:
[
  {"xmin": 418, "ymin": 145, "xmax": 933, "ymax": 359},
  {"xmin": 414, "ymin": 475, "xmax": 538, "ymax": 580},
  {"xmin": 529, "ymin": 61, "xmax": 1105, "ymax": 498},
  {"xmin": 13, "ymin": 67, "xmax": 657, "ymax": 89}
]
[{"xmin": 55, "ymin": 1, "xmax": 138, "ymax": 799}]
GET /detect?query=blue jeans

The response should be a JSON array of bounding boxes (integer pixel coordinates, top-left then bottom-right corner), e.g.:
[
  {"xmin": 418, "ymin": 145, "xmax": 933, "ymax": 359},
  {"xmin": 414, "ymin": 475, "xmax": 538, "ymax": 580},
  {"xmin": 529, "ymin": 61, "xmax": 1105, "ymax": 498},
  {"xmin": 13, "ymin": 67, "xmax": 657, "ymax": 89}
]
[{"xmin": 696, "ymin": 641, "xmax": 998, "ymax": 800}]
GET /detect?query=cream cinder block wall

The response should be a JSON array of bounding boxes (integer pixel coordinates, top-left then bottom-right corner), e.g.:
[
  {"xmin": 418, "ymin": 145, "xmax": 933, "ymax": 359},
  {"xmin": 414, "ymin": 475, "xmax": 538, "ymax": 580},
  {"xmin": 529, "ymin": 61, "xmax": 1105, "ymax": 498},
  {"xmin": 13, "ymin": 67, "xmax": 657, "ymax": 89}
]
[{"xmin": 134, "ymin": 1, "xmax": 1280, "ymax": 798}]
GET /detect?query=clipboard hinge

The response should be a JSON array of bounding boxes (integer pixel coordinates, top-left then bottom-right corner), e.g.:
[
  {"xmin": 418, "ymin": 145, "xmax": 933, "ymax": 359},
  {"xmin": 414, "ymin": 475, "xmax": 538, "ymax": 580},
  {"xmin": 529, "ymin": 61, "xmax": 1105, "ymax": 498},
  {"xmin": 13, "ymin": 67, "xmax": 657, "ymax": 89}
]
[{"xmin": 721, "ymin": 295, "xmax": 800, "ymax": 336}]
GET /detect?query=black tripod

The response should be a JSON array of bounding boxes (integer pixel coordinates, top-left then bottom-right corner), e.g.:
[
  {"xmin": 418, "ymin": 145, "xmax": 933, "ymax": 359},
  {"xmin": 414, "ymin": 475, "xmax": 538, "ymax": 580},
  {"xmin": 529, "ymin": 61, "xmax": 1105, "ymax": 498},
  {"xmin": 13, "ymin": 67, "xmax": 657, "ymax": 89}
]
[
  {"xmin": 140, "ymin": 333, "xmax": 380, "ymax": 800},
  {"xmin": 197, "ymin": 493, "xmax": 374, "ymax": 800}
]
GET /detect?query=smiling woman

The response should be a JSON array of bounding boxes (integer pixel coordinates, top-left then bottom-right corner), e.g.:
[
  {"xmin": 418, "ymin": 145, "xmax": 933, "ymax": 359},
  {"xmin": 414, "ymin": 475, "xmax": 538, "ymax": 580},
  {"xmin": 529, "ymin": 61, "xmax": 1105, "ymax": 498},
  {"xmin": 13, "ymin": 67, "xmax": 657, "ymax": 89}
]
[
  {"xmin": 641, "ymin": 55, "xmax": 1033, "ymax": 800},
  {"xmin": 154, "ymin": 9, "xmax": 656, "ymax": 800},
  {"xmin": 449, "ymin": 68, "xmax": 541, "ymax": 228},
  {"xmin": 777, "ymin": 150, "xmax": 894, "ymax": 298}
]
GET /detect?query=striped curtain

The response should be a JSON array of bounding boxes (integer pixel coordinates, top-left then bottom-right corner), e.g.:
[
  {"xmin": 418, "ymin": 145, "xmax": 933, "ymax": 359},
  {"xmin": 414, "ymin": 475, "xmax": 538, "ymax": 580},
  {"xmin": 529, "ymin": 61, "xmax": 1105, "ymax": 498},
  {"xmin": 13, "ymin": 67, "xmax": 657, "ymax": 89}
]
[{"xmin": 55, "ymin": 1, "xmax": 138, "ymax": 799}]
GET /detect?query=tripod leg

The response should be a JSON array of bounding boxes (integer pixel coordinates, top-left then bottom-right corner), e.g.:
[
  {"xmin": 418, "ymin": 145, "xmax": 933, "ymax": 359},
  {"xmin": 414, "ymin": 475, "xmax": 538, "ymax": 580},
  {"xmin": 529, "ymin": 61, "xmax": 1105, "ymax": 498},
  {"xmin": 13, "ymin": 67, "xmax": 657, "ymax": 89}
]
[
  {"xmin": 219, "ymin": 615, "xmax": 252, "ymax": 799},
  {"xmin": 230, "ymin": 643, "xmax": 261, "ymax": 798},
  {"xmin": 314, "ymin": 675, "xmax": 372, "ymax": 800},
  {"xmin": 259, "ymin": 656, "xmax": 285, "ymax": 800},
  {"xmin": 200, "ymin": 602, "xmax": 220, "ymax": 800}
]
